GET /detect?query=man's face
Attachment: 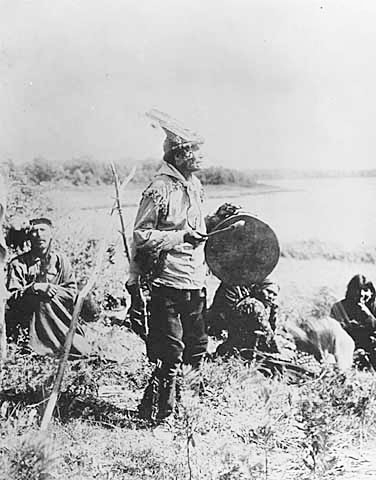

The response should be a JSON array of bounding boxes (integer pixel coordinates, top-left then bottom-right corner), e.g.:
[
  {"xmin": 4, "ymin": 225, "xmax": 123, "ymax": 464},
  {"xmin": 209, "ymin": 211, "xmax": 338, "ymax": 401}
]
[
  {"xmin": 29, "ymin": 223, "xmax": 52, "ymax": 253},
  {"xmin": 174, "ymin": 145, "xmax": 203, "ymax": 173},
  {"xmin": 260, "ymin": 286, "xmax": 279, "ymax": 306},
  {"xmin": 359, "ymin": 287, "xmax": 373, "ymax": 304}
]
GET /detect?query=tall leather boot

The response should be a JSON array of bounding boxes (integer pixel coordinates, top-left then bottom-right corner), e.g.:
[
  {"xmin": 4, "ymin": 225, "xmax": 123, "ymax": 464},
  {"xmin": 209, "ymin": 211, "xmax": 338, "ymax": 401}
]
[
  {"xmin": 157, "ymin": 362, "xmax": 179, "ymax": 420},
  {"xmin": 138, "ymin": 364, "xmax": 161, "ymax": 421}
]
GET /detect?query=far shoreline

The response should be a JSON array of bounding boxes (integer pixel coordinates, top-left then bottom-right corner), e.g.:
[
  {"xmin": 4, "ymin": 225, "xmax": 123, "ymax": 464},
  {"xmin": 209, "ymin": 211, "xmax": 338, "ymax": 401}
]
[{"xmin": 48, "ymin": 181, "xmax": 289, "ymax": 212}]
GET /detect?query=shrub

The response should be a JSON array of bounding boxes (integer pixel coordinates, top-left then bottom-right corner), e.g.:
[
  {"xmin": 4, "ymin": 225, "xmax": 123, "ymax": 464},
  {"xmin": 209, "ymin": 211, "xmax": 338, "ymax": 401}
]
[
  {"xmin": 197, "ymin": 166, "xmax": 257, "ymax": 186},
  {"xmin": 24, "ymin": 158, "xmax": 62, "ymax": 185},
  {"xmin": 6, "ymin": 434, "xmax": 57, "ymax": 480},
  {"xmin": 62, "ymin": 157, "xmax": 103, "ymax": 186}
]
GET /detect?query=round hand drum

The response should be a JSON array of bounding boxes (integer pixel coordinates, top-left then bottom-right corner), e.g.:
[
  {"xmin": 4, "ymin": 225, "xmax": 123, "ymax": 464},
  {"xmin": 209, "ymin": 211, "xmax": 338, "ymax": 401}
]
[{"xmin": 205, "ymin": 214, "xmax": 280, "ymax": 285}]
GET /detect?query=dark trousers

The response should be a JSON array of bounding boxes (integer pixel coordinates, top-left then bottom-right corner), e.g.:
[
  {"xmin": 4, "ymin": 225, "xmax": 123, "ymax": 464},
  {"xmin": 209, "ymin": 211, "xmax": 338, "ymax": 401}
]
[
  {"xmin": 147, "ymin": 285, "xmax": 208, "ymax": 367},
  {"xmin": 140, "ymin": 285, "xmax": 208, "ymax": 420}
]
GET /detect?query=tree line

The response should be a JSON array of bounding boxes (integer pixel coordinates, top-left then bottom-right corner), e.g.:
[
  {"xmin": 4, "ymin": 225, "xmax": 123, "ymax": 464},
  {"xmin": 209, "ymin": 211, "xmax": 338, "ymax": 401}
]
[
  {"xmin": 2, "ymin": 157, "xmax": 258, "ymax": 186},
  {"xmin": 3, "ymin": 157, "xmax": 375, "ymax": 187}
]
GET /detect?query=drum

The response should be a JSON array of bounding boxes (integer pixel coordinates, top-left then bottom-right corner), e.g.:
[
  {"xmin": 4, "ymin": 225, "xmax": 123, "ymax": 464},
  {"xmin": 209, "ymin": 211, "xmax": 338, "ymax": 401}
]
[{"xmin": 205, "ymin": 214, "xmax": 280, "ymax": 285}]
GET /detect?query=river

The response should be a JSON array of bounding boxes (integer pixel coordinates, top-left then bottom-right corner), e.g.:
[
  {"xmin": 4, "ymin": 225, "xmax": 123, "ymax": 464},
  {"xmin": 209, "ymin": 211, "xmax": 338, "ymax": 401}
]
[{"xmin": 204, "ymin": 177, "xmax": 376, "ymax": 250}]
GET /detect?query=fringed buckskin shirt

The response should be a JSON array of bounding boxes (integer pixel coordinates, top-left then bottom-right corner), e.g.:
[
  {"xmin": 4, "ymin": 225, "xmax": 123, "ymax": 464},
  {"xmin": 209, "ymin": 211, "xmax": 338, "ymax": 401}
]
[{"xmin": 132, "ymin": 162, "xmax": 207, "ymax": 289}]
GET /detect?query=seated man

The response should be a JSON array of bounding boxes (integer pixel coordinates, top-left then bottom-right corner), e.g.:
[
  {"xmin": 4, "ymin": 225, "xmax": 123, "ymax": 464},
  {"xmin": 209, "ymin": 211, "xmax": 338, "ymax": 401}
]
[
  {"xmin": 207, "ymin": 277, "xmax": 280, "ymax": 359},
  {"xmin": 6, "ymin": 217, "xmax": 90, "ymax": 357}
]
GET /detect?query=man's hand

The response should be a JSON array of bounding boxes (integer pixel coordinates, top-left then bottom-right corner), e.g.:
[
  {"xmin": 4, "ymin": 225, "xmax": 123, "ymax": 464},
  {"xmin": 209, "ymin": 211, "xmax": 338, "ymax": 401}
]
[
  {"xmin": 236, "ymin": 296, "xmax": 253, "ymax": 314},
  {"xmin": 33, "ymin": 282, "xmax": 58, "ymax": 299},
  {"xmin": 183, "ymin": 231, "xmax": 206, "ymax": 248},
  {"xmin": 125, "ymin": 282, "xmax": 148, "ymax": 341},
  {"xmin": 215, "ymin": 202, "xmax": 242, "ymax": 220},
  {"xmin": 206, "ymin": 203, "xmax": 242, "ymax": 233}
]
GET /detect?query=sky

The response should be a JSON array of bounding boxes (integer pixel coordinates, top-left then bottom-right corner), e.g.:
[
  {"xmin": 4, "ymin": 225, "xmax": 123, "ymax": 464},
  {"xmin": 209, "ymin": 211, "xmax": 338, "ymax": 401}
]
[{"xmin": 1, "ymin": 0, "xmax": 376, "ymax": 171}]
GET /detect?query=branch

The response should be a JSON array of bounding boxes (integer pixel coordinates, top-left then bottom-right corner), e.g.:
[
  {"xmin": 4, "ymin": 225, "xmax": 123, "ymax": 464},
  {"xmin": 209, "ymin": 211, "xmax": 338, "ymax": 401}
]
[
  {"xmin": 40, "ymin": 167, "xmax": 136, "ymax": 431},
  {"xmin": 110, "ymin": 163, "xmax": 135, "ymax": 263}
]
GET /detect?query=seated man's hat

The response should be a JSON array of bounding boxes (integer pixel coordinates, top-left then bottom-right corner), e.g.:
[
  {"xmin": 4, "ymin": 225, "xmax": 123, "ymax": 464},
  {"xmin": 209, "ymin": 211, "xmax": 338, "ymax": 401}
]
[
  {"xmin": 146, "ymin": 109, "xmax": 205, "ymax": 154},
  {"xmin": 29, "ymin": 217, "xmax": 53, "ymax": 227}
]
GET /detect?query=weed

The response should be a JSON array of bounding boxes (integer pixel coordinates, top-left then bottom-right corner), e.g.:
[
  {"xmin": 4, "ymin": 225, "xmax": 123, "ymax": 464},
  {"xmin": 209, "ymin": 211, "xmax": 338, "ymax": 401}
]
[{"xmin": 5, "ymin": 433, "xmax": 57, "ymax": 480}]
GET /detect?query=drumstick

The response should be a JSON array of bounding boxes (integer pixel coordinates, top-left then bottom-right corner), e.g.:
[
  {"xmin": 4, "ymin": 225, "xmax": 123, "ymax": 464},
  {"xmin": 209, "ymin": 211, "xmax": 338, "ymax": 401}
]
[{"xmin": 200, "ymin": 220, "xmax": 245, "ymax": 238}]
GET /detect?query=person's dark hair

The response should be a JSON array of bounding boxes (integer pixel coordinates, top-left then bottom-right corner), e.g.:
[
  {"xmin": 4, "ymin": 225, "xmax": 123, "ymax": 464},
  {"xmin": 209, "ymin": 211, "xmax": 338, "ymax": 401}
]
[
  {"xmin": 251, "ymin": 280, "xmax": 280, "ymax": 300},
  {"xmin": 5, "ymin": 225, "xmax": 30, "ymax": 252},
  {"xmin": 163, "ymin": 145, "xmax": 192, "ymax": 164},
  {"xmin": 163, "ymin": 149, "xmax": 176, "ymax": 164},
  {"xmin": 345, "ymin": 274, "xmax": 376, "ymax": 303}
]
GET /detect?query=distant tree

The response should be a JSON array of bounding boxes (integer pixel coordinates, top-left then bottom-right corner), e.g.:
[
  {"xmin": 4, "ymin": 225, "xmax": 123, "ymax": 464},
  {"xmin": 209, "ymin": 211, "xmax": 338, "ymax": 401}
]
[
  {"xmin": 24, "ymin": 157, "xmax": 62, "ymax": 184},
  {"xmin": 132, "ymin": 158, "xmax": 161, "ymax": 183},
  {"xmin": 62, "ymin": 156, "xmax": 102, "ymax": 185},
  {"xmin": 0, "ymin": 159, "xmax": 16, "ymax": 178},
  {"xmin": 198, "ymin": 166, "xmax": 256, "ymax": 186}
]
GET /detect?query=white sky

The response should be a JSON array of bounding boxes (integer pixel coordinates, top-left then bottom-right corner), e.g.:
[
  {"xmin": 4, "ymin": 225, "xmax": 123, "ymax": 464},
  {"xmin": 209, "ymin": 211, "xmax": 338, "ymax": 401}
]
[{"xmin": 1, "ymin": 0, "xmax": 376, "ymax": 170}]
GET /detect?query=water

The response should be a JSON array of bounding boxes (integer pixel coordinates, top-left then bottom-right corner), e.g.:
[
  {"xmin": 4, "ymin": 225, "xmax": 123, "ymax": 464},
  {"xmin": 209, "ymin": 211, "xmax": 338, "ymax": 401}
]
[
  {"xmin": 61, "ymin": 176, "xmax": 376, "ymax": 252},
  {"xmin": 204, "ymin": 177, "xmax": 376, "ymax": 250}
]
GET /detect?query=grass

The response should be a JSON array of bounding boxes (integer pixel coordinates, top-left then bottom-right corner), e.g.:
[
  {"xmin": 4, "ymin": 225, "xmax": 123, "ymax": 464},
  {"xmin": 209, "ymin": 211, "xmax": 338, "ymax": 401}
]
[
  {"xmin": 2, "ymin": 352, "xmax": 376, "ymax": 479},
  {"xmin": 281, "ymin": 239, "xmax": 376, "ymax": 264},
  {"xmin": 2, "ymin": 182, "xmax": 376, "ymax": 479}
]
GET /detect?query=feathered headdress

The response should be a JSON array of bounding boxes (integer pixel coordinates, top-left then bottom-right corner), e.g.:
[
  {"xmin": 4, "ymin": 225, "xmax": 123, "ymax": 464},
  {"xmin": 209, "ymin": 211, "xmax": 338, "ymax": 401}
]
[{"xmin": 146, "ymin": 109, "xmax": 204, "ymax": 153}]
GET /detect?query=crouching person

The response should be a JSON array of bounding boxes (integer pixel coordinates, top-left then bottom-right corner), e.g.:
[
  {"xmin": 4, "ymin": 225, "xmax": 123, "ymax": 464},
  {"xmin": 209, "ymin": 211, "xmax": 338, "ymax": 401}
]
[
  {"xmin": 207, "ymin": 277, "xmax": 280, "ymax": 360},
  {"xmin": 6, "ymin": 217, "xmax": 91, "ymax": 357},
  {"xmin": 285, "ymin": 316, "xmax": 354, "ymax": 372}
]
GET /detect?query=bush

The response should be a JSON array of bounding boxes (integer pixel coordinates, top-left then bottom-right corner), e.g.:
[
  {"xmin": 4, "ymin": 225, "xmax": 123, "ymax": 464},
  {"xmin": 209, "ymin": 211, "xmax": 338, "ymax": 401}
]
[
  {"xmin": 62, "ymin": 157, "xmax": 103, "ymax": 186},
  {"xmin": 24, "ymin": 158, "xmax": 62, "ymax": 185},
  {"xmin": 197, "ymin": 166, "xmax": 256, "ymax": 186}
]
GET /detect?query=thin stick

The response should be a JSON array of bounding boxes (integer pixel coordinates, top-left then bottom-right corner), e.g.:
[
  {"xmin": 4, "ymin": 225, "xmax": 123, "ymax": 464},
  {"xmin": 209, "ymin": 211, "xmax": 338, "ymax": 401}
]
[
  {"xmin": 0, "ymin": 300, "xmax": 6, "ymax": 359},
  {"xmin": 0, "ymin": 299, "xmax": 6, "ymax": 380},
  {"xmin": 110, "ymin": 163, "xmax": 132, "ymax": 263},
  {"xmin": 110, "ymin": 165, "xmax": 136, "ymax": 216},
  {"xmin": 40, "ymin": 167, "xmax": 136, "ymax": 431},
  {"xmin": 0, "ymin": 201, "xmax": 8, "ymax": 365},
  {"xmin": 199, "ymin": 220, "xmax": 246, "ymax": 238}
]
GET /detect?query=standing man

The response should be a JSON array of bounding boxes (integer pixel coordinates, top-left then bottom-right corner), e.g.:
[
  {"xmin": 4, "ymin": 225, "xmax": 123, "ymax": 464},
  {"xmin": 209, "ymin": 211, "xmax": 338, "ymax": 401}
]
[
  {"xmin": 129, "ymin": 113, "xmax": 208, "ymax": 421},
  {"xmin": 0, "ymin": 172, "xmax": 7, "ymax": 360}
]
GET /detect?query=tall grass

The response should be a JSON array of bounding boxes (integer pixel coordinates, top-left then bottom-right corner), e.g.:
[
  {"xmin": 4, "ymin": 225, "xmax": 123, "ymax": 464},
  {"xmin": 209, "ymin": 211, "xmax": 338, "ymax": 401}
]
[
  {"xmin": 3, "ymin": 352, "xmax": 376, "ymax": 479},
  {"xmin": 282, "ymin": 240, "xmax": 376, "ymax": 264},
  {"xmin": 4, "ymin": 434, "xmax": 57, "ymax": 480}
]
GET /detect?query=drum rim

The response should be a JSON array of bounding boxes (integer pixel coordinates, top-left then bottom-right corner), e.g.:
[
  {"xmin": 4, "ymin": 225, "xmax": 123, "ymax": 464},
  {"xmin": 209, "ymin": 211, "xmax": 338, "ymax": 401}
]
[{"xmin": 205, "ymin": 213, "xmax": 280, "ymax": 284}]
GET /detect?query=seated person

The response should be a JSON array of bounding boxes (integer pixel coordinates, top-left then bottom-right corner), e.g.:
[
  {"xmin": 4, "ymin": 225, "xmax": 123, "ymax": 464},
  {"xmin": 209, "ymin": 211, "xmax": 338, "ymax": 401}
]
[
  {"xmin": 330, "ymin": 274, "xmax": 376, "ymax": 368},
  {"xmin": 6, "ymin": 217, "xmax": 91, "ymax": 357},
  {"xmin": 207, "ymin": 277, "xmax": 280, "ymax": 359}
]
